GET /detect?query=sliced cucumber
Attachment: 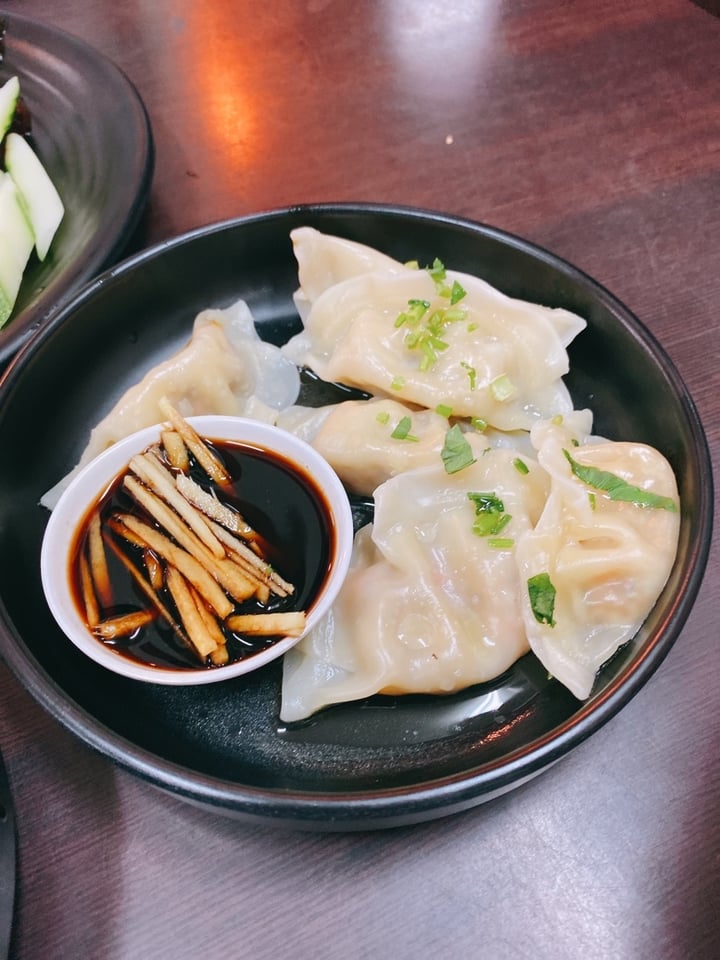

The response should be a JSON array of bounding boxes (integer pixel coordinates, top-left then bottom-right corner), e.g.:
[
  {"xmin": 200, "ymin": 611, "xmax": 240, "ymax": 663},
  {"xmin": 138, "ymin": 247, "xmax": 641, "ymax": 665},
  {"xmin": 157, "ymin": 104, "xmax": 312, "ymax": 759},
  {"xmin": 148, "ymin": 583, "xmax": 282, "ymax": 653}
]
[
  {"xmin": 0, "ymin": 76, "xmax": 20, "ymax": 141},
  {"xmin": 5, "ymin": 131, "xmax": 64, "ymax": 261},
  {"xmin": 0, "ymin": 171, "xmax": 34, "ymax": 327}
]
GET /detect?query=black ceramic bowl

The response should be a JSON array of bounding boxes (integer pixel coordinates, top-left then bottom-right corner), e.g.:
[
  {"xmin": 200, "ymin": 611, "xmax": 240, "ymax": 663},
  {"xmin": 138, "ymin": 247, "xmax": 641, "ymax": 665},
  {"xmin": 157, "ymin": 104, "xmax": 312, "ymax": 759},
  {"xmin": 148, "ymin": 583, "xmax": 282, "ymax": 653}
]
[
  {"xmin": 0, "ymin": 204, "xmax": 712, "ymax": 830},
  {"xmin": 0, "ymin": 12, "xmax": 154, "ymax": 364}
]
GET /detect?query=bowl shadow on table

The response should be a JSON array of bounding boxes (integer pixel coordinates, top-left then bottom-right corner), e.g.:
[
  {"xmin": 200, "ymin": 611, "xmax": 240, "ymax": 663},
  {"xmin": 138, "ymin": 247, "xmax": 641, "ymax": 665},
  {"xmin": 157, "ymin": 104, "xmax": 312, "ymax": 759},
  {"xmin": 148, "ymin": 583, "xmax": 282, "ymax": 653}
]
[{"xmin": 0, "ymin": 665, "xmax": 123, "ymax": 960}]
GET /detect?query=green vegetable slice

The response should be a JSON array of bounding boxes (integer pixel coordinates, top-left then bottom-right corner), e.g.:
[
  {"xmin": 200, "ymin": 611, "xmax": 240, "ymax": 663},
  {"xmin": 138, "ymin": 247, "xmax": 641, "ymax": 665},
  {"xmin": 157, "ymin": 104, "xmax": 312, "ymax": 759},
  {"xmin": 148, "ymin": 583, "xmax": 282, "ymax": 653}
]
[
  {"xmin": 441, "ymin": 425, "xmax": 476, "ymax": 474},
  {"xmin": 527, "ymin": 573, "xmax": 556, "ymax": 627},
  {"xmin": 562, "ymin": 449, "xmax": 677, "ymax": 511}
]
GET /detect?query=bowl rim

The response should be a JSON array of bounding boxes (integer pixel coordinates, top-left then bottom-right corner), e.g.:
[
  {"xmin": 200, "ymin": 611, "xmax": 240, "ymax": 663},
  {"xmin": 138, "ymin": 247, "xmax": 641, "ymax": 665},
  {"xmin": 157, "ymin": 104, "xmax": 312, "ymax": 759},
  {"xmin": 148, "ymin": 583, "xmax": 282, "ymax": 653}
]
[
  {"xmin": 0, "ymin": 202, "xmax": 714, "ymax": 828},
  {"xmin": 40, "ymin": 414, "xmax": 355, "ymax": 686}
]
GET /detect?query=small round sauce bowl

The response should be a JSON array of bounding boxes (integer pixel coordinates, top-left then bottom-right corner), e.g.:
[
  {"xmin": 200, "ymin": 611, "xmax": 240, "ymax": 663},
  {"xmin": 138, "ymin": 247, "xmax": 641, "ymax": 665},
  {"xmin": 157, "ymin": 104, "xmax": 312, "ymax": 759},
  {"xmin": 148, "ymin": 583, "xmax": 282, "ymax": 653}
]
[{"xmin": 40, "ymin": 415, "xmax": 354, "ymax": 684}]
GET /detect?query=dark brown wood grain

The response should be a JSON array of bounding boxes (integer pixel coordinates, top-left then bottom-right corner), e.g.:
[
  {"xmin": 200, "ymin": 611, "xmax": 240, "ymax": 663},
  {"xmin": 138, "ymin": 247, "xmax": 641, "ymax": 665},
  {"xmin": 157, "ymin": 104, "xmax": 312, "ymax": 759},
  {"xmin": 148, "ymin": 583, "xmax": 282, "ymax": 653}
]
[{"xmin": 1, "ymin": 2, "xmax": 719, "ymax": 958}]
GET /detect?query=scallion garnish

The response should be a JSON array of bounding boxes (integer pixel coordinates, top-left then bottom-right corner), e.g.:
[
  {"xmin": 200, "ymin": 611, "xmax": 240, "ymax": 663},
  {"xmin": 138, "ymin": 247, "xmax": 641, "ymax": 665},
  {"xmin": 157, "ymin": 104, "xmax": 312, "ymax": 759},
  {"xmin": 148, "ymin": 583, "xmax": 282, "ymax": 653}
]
[
  {"xmin": 435, "ymin": 403, "xmax": 453, "ymax": 418},
  {"xmin": 461, "ymin": 361, "xmax": 477, "ymax": 390},
  {"xmin": 562, "ymin": 449, "xmax": 678, "ymax": 511},
  {"xmin": 527, "ymin": 573, "xmax": 556, "ymax": 627},
  {"xmin": 394, "ymin": 299, "xmax": 430, "ymax": 328},
  {"xmin": 450, "ymin": 280, "xmax": 466, "ymax": 305},
  {"xmin": 391, "ymin": 375, "xmax": 405, "ymax": 391},
  {"xmin": 513, "ymin": 458, "xmax": 529, "ymax": 475},
  {"xmin": 488, "ymin": 538, "xmax": 514, "ymax": 550},
  {"xmin": 441, "ymin": 425, "xmax": 476, "ymax": 474},
  {"xmin": 489, "ymin": 373, "xmax": 516, "ymax": 403},
  {"xmin": 468, "ymin": 492, "xmax": 512, "ymax": 538},
  {"xmin": 376, "ymin": 411, "xmax": 390, "ymax": 425},
  {"xmin": 398, "ymin": 290, "xmax": 466, "ymax": 372},
  {"xmin": 428, "ymin": 258, "xmax": 446, "ymax": 287},
  {"xmin": 471, "ymin": 417, "xmax": 488, "ymax": 432}
]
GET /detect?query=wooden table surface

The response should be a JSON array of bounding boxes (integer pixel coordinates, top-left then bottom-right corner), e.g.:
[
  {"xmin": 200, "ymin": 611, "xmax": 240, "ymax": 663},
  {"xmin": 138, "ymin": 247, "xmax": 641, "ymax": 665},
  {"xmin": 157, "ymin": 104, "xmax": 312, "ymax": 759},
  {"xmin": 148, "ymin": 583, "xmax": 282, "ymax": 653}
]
[{"xmin": 1, "ymin": 1, "xmax": 719, "ymax": 957}]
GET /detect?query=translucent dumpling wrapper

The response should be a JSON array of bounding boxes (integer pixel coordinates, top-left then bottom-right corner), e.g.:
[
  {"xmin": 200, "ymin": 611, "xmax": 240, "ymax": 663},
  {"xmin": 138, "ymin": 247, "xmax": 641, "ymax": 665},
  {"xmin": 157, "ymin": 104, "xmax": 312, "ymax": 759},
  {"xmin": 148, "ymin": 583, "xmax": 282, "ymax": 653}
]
[
  {"xmin": 41, "ymin": 300, "xmax": 300, "ymax": 509},
  {"xmin": 514, "ymin": 418, "xmax": 681, "ymax": 699},
  {"xmin": 291, "ymin": 224, "xmax": 403, "ymax": 323},
  {"xmin": 282, "ymin": 227, "xmax": 587, "ymax": 432},
  {"xmin": 278, "ymin": 397, "xmax": 468, "ymax": 496},
  {"xmin": 280, "ymin": 438, "xmax": 550, "ymax": 722}
]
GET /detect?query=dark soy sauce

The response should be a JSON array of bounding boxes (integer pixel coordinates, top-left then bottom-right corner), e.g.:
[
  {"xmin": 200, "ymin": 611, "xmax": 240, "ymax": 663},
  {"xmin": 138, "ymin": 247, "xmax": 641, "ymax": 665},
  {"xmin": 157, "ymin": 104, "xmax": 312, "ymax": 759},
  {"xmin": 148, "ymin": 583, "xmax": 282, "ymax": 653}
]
[{"xmin": 69, "ymin": 439, "xmax": 335, "ymax": 670}]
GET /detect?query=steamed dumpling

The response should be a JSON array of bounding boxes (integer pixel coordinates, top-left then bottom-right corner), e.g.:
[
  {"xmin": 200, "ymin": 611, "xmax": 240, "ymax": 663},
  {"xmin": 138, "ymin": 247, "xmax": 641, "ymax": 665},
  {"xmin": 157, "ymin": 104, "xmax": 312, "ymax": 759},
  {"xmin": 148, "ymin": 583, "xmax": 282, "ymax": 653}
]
[
  {"xmin": 41, "ymin": 300, "xmax": 300, "ymax": 509},
  {"xmin": 280, "ymin": 438, "xmax": 549, "ymax": 722},
  {"xmin": 514, "ymin": 418, "xmax": 681, "ymax": 699},
  {"xmin": 278, "ymin": 397, "xmax": 465, "ymax": 496},
  {"xmin": 282, "ymin": 229, "xmax": 586, "ymax": 431},
  {"xmin": 291, "ymin": 225, "xmax": 403, "ymax": 322}
]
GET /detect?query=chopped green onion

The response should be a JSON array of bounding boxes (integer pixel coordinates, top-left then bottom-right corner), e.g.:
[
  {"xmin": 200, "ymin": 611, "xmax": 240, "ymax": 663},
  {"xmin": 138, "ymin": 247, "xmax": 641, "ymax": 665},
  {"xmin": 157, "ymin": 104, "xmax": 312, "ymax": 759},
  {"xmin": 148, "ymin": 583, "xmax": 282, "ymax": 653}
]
[
  {"xmin": 468, "ymin": 492, "xmax": 512, "ymax": 538},
  {"xmin": 461, "ymin": 361, "xmax": 477, "ymax": 390},
  {"xmin": 394, "ymin": 299, "xmax": 430, "ymax": 328},
  {"xmin": 441, "ymin": 425, "xmax": 476, "ymax": 474},
  {"xmin": 488, "ymin": 538, "xmax": 514, "ymax": 549},
  {"xmin": 473, "ymin": 511, "xmax": 512, "ymax": 538},
  {"xmin": 401, "ymin": 294, "xmax": 467, "ymax": 372},
  {"xmin": 376, "ymin": 411, "xmax": 390, "ymax": 425},
  {"xmin": 428, "ymin": 258, "xmax": 446, "ymax": 285},
  {"xmin": 391, "ymin": 416, "xmax": 419, "ymax": 441},
  {"xmin": 551, "ymin": 414, "xmax": 564, "ymax": 425},
  {"xmin": 513, "ymin": 458, "xmax": 529, "ymax": 475},
  {"xmin": 570, "ymin": 438, "xmax": 580, "ymax": 447},
  {"xmin": 489, "ymin": 373, "xmax": 516, "ymax": 402},
  {"xmin": 562, "ymin": 449, "xmax": 678, "ymax": 511},
  {"xmin": 527, "ymin": 573, "xmax": 556, "ymax": 627},
  {"xmin": 391, "ymin": 375, "xmax": 405, "ymax": 391},
  {"xmin": 435, "ymin": 403, "xmax": 453, "ymax": 418},
  {"xmin": 467, "ymin": 322, "xmax": 479, "ymax": 332},
  {"xmin": 588, "ymin": 492, "xmax": 597, "ymax": 511},
  {"xmin": 450, "ymin": 280, "xmax": 467, "ymax": 305},
  {"xmin": 404, "ymin": 259, "xmax": 419, "ymax": 270},
  {"xmin": 471, "ymin": 417, "xmax": 488, "ymax": 432},
  {"xmin": 468, "ymin": 492, "xmax": 505, "ymax": 512}
]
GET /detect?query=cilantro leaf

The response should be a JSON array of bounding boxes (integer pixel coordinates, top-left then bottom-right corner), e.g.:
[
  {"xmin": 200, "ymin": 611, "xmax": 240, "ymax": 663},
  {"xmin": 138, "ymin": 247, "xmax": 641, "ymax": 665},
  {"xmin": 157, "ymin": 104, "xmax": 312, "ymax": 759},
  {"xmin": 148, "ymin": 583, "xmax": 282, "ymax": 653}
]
[
  {"xmin": 391, "ymin": 415, "xmax": 419, "ymax": 441},
  {"xmin": 527, "ymin": 573, "xmax": 556, "ymax": 627},
  {"xmin": 562, "ymin": 449, "xmax": 677, "ymax": 511},
  {"xmin": 441, "ymin": 425, "xmax": 476, "ymax": 474}
]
